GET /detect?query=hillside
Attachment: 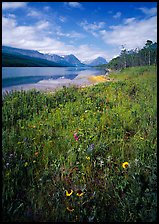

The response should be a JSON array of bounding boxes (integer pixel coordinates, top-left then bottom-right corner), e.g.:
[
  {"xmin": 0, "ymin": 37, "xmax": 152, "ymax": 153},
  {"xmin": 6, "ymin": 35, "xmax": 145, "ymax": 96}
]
[
  {"xmin": 2, "ymin": 52, "xmax": 64, "ymax": 67},
  {"xmin": 2, "ymin": 46, "xmax": 85, "ymax": 67},
  {"xmin": 2, "ymin": 65, "xmax": 157, "ymax": 222}
]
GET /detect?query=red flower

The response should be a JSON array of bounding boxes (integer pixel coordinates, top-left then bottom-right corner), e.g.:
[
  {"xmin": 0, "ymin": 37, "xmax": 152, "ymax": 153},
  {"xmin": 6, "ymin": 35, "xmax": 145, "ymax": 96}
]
[{"xmin": 74, "ymin": 133, "xmax": 78, "ymax": 141}]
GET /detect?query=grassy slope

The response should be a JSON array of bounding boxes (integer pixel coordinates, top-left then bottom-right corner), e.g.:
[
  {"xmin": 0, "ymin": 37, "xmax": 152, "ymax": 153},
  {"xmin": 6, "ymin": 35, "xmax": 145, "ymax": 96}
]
[
  {"xmin": 2, "ymin": 52, "xmax": 63, "ymax": 67},
  {"xmin": 2, "ymin": 65, "xmax": 157, "ymax": 222}
]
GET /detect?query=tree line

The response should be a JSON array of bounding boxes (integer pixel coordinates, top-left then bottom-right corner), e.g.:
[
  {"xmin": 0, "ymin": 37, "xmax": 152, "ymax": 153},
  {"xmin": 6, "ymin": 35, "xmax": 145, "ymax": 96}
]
[{"xmin": 106, "ymin": 40, "xmax": 157, "ymax": 70}]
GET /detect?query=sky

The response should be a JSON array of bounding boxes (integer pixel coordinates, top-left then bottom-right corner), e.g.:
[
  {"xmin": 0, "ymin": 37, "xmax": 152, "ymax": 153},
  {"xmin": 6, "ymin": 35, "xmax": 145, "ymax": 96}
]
[{"xmin": 2, "ymin": 2, "xmax": 157, "ymax": 62}]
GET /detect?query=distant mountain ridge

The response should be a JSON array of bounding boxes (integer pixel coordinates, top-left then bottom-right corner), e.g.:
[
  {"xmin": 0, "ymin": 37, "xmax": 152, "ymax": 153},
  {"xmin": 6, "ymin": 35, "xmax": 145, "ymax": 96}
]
[
  {"xmin": 2, "ymin": 46, "xmax": 74, "ymax": 67},
  {"xmin": 85, "ymin": 57, "xmax": 108, "ymax": 66},
  {"xmin": 2, "ymin": 46, "xmax": 107, "ymax": 67},
  {"xmin": 63, "ymin": 54, "xmax": 83, "ymax": 66}
]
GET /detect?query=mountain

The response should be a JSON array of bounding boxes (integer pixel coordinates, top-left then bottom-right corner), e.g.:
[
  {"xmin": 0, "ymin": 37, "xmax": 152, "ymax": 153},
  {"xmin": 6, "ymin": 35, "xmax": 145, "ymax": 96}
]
[
  {"xmin": 2, "ymin": 46, "xmax": 85, "ymax": 67},
  {"xmin": 63, "ymin": 54, "xmax": 85, "ymax": 66},
  {"xmin": 86, "ymin": 57, "xmax": 108, "ymax": 66},
  {"xmin": 43, "ymin": 54, "xmax": 73, "ymax": 66},
  {"xmin": 2, "ymin": 52, "xmax": 62, "ymax": 67},
  {"xmin": 2, "ymin": 46, "xmax": 45, "ymax": 59},
  {"xmin": 2, "ymin": 46, "xmax": 72, "ymax": 67}
]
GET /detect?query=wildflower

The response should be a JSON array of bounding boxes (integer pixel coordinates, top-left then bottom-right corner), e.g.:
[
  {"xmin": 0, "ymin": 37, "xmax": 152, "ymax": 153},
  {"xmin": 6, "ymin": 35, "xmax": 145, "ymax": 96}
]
[
  {"xmin": 107, "ymin": 155, "xmax": 112, "ymax": 162},
  {"xmin": 74, "ymin": 132, "xmax": 78, "ymax": 141},
  {"xmin": 87, "ymin": 144, "xmax": 94, "ymax": 153},
  {"xmin": 86, "ymin": 156, "xmax": 90, "ymax": 160},
  {"xmin": 33, "ymin": 160, "xmax": 36, "ymax": 163},
  {"xmin": 140, "ymin": 137, "xmax": 144, "ymax": 140},
  {"xmin": 9, "ymin": 153, "xmax": 13, "ymax": 158},
  {"xmin": 24, "ymin": 162, "xmax": 28, "ymax": 167},
  {"xmin": 122, "ymin": 162, "xmax": 129, "ymax": 169},
  {"xmin": 67, "ymin": 206, "xmax": 74, "ymax": 212},
  {"xmin": 134, "ymin": 158, "xmax": 139, "ymax": 165},
  {"xmin": 76, "ymin": 190, "xmax": 84, "ymax": 197},
  {"xmin": 99, "ymin": 160, "xmax": 104, "ymax": 167},
  {"xmin": 66, "ymin": 189, "xmax": 73, "ymax": 196},
  {"xmin": 35, "ymin": 152, "xmax": 39, "ymax": 156}
]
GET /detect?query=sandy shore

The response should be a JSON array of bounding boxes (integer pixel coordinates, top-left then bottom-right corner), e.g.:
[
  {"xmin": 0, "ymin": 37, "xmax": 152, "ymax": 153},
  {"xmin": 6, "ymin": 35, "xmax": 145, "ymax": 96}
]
[{"xmin": 2, "ymin": 74, "xmax": 111, "ymax": 94}]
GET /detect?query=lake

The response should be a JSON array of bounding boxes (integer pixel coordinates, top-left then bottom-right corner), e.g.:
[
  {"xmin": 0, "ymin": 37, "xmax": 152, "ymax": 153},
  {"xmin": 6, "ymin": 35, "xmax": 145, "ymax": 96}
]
[{"xmin": 2, "ymin": 67, "xmax": 106, "ymax": 93}]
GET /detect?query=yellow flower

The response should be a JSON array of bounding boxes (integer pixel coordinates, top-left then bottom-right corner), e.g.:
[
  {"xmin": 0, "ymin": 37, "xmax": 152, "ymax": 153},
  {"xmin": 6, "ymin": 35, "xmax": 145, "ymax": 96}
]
[
  {"xmin": 24, "ymin": 162, "xmax": 28, "ymax": 167},
  {"xmin": 66, "ymin": 206, "xmax": 74, "ymax": 212},
  {"xmin": 122, "ymin": 162, "xmax": 129, "ymax": 169},
  {"xmin": 140, "ymin": 137, "xmax": 144, "ymax": 140},
  {"xmin": 66, "ymin": 189, "xmax": 73, "ymax": 196},
  {"xmin": 76, "ymin": 190, "xmax": 84, "ymax": 197},
  {"xmin": 86, "ymin": 156, "xmax": 90, "ymax": 160}
]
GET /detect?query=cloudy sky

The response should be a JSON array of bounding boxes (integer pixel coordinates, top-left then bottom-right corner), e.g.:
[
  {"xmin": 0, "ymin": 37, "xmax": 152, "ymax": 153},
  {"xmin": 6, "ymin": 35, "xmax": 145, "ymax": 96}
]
[{"xmin": 2, "ymin": 2, "xmax": 157, "ymax": 62}]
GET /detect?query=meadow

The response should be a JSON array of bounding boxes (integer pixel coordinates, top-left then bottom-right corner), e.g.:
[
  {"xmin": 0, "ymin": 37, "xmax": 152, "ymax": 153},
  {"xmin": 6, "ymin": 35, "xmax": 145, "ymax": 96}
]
[{"xmin": 2, "ymin": 65, "xmax": 157, "ymax": 222}]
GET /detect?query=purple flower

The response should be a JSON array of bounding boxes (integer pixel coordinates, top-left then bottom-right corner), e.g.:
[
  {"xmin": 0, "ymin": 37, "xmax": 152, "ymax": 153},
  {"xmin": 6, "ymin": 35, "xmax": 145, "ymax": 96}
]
[{"xmin": 87, "ymin": 144, "xmax": 94, "ymax": 153}]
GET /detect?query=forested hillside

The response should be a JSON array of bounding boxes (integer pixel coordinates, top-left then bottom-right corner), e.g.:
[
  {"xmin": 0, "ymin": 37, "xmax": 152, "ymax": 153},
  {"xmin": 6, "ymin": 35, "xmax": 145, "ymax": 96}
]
[
  {"xmin": 105, "ymin": 40, "xmax": 157, "ymax": 70},
  {"xmin": 2, "ymin": 52, "xmax": 63, "ymax": 67}
]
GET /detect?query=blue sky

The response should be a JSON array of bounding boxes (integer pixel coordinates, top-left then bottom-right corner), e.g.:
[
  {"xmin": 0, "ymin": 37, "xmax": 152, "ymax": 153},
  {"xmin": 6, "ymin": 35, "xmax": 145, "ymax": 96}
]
[{"xmin": 2, "ymin": 2, "xmax": 157, "ymax": 62}]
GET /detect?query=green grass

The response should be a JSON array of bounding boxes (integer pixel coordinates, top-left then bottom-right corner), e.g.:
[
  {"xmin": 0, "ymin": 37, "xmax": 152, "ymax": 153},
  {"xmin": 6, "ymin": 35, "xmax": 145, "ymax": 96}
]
[{"xmin": 2, "ymin": 65, "xmax": 157, "ymax": 222}]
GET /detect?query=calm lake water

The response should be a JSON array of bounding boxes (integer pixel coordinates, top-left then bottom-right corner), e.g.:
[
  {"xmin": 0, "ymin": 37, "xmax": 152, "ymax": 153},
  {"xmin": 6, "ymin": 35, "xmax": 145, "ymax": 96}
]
[{"xmin": 2, "ymin": 67, "xmax": 106, "ymax": 92}]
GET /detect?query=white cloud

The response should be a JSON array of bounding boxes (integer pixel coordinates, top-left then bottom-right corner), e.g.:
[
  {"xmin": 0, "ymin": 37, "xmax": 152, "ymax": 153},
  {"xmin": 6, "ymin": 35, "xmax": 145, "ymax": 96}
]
[
  {"xmin": 2, "ymin": 16, "xmax": 52, "ymax": 48},
  {"xmin": 36, "ymin": 21, "xmax": 50, "ymax": 30},
  {"xmin": 113, "ymin": 12, "xmax": 121, "ymax": 19},
  {"xmin": 2, "ymin": 16, "xmax": 108, "ymax": 61},
  {"xmin": 2, "ymin": 2, "xmax": 27, "ymax": 10},
  {"xmin": 80, "ymin": 20, "xmax": 105, "ymax": 37},
  {"xmin": 27, "ymin": 10, "xmax": 41, "ymax": 17},
  {"xmin": 43, "ymin": 6, "xmax": 51, "ymax": 11},
  {"xmin": 74, "ymin": 44, "xmax": 109, "ymax": 62},
  {"xmin": 40, "ymin": 44, "xmax": 110, "ymax": 62},
  {"xmin": 81, "ymin": 21, "xmax": 105, "ymax": 31},
  {"xmin": 124, "ymin": 17, "xmax": 136, "ymax": 24},
  {"xmin": 59, "ymin": 16, "xmax": 67, "ymax": 23},
  {"xmin": 56, "ymin": 30, "xmax": 85, "ymax": 39},
  {"xmin": 138, "ymin": 7, "xmax": 157, "ymax": 17},
  {"xmin": 2, "ymin": 16, "xmax": 17, "ymax": 28},
  {"xmin": 67, "ymin": 2, "xmax": 83, "ymax": 9},
  {"xmin": 100, "ymin": 16, "xmax": 157, "ymax": 50},
  {"xmin": 7, "ymin": 13, "xmax": 16, "ymax": 19}
]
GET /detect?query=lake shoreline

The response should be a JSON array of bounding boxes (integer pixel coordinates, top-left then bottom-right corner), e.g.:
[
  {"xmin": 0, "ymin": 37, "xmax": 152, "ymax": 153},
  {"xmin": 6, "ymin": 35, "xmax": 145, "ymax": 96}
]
[
  {"xmin": 2, "ymin": 74, "xmax": 111, "ymax": 95},
  {"xmin": 2, "ymin": 66, "xmax": 108, "ymax": 94}
]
